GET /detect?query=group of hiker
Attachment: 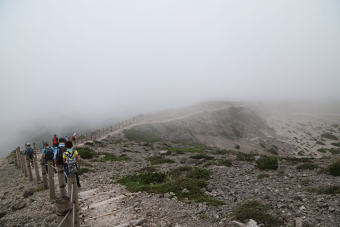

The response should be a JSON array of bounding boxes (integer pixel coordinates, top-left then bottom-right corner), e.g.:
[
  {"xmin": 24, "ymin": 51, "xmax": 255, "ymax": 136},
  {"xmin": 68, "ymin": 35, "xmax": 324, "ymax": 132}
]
[{"xmin": 23, "ymin": 133, "xmax": 81, "ymax": 188}]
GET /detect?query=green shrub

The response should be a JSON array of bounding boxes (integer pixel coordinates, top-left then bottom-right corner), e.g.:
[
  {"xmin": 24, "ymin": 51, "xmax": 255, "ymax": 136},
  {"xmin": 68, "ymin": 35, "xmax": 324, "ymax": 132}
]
[
  {"xmin": 321, "ymin": 133, "xmax": 339, "ymax": 140},
  {"xmin": 190, "ymin": 154, "xmax": 214, "ymax": 160},
  {"xmin": 329, "ymin": 148, "xmax": 340, "ymax": 155},
  {"xmin": 309, "ymin": 185, "xmax": 340, "ymax": 194},
  {"xmin": 236, "ymin": 152, "xmax": 256, "ymax": 161},
  {"xmin": 267, "ymin": 148, "xmax": 278, "ymax": 155},
  {"xmin": 297, "ymin": 163, "xmax": 318, "ymax": 170},
  {"xmin": 281, "ymin": 157, "xmax": 314, "ymax": 164},
  {"xmin": 147, "ymin": 156, "xmax": 175, "ymax": 165},
  {"xmin": 328, "ymin": 159, "xmax": 340, "ymax": 176},
  {"xmin": 331, "ymin": 142, "xmax": 340, "ymax": 147},
  {"xmin": 217, "ymin": 159, "xmax": 232, "ymax": 167},
  {"xmin": 256, "ymin": 156, "xmax": 278, "ymax": 170},
  {"xmin": 233, "ymin": 200, "xmax": 283, "ymax": 227},
  {"xmin": 316, "ymin": 141, "xmax": 325, "ymax": 145},
  {"xmin": 77, "ymin": 147, "xmax": 96, "ymax": 159},
  {"xmin": 140, "ymin": 166, "xmax": 157, "ymax": 173},
  {"xmin": 118, "ymin": 167, "xmax": 224, "ymax": 206},
  {"xmin": 318, "ymin": 148, "xmax": 329, "ymax": 153}
]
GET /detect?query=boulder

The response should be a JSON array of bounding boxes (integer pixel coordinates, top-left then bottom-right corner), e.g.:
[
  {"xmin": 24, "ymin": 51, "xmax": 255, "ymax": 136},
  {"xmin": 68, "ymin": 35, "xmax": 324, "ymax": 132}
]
[
  {"xmin": 23, "ymin": 188, "xmax": 35, "ymax": 198},
  {"xmin": 159, "ymin": 150, "xmax": 171, "ymax": 155},
  {"xmin": 12, "ymin": 200, "xmax": 26, "ymax": 211},
  {"xmin": 231, "ymin": 219, "xmax": 259, "ymax": 227}
]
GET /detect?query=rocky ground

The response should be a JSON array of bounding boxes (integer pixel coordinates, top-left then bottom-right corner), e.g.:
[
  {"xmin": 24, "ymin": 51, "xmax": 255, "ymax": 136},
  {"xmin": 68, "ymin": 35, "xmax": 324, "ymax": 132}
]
[
  {"xmin": 1, "ymin": 102, "xmax": 340, "ymax": 226},
  {"xmin": 1, "ymin": 131, "xmax": 339, "ymax": 226}
]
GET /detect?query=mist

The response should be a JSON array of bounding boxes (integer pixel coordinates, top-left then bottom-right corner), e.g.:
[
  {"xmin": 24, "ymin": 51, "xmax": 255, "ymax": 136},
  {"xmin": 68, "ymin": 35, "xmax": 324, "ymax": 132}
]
[{"xmin": 0, "ymin": 0, "xmax": 340, "ymax": 156}]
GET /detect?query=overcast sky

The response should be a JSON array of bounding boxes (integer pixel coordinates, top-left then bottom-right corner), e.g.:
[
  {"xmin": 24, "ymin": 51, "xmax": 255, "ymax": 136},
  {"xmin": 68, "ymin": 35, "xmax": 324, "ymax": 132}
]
[{"xmin": 0, "ymin": 0, "xmax": 340, "ymax": 155}]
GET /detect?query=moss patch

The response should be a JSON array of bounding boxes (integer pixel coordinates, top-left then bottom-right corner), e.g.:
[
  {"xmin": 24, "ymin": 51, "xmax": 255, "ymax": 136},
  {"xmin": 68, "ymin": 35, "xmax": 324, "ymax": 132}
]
[
  {"xmin": 117, "ymin": 167, "xmax": 225, "ymax": 206},
  {"xmin": 236, "ymin": 152, "xmax": 256, "ymax": 161},
  {"xmin": 297, "ymin": 163, "xmax": 318, "ymax": 170},
  {"xmin": 321, "ymin": 133, "xmax": 339, "ymax": 140},
  {"xmin": 233, "ymin": 200, "xmax": 283, "ymax": 227},
  {"xmin": 328, "ymin": 159, "xmax": 340, "ymax": 176},
  {"xmin": 308, "ymin": 185, "xmax": 340, "ymax": 195},
  {"xmin": 77, "ymin": 147, "xmax": 96, "ymax": 159},
  {"xmin": 256, "ymin": 156, "xmax": 278, "ymax": 170},
  {"xmin": 147, "ymin": 156, "xmax": 175, "ymax": 165},
  {"xmin": 190, "ymin": 154, "xmax": 214, "ymax": 160}
]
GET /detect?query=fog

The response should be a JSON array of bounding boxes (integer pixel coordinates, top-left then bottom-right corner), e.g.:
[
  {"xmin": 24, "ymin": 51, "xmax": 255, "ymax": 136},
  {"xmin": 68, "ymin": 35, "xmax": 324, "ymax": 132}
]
[{"xmin": 0, "ymin": 0, "xmax": 340, "ymax": 156}]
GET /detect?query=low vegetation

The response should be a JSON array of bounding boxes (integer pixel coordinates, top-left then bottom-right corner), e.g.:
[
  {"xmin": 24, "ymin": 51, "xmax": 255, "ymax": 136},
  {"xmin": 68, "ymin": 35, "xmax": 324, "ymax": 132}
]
[
  {"xmin": 77, "ymin": 147, "xmax": 96, "ymax": 159},
  {"xmin": 318, "ymin": 147, "xmax": 340, "ymax": 154},
  {"xmin": 124, "ymin": 128, "xmax": 161, "ymax": 143},
  {"xmin": 297, "ymin": 163, "xmax": 318, "ymax": 170},
  {"xmin": 233, "ymin": 200, "xmax": 283, "ymax": 227},
  {"xmin": 331, "ymin": 142, "xmax": 340, "ymax": 147},
  {"xmin": 256, "ymin": 156, "xmax": 279, "ymax": 170},
  {"xmin": 117, "ymin": 167, "xmax": 225, "ymax": 206},
  {"xmin": 190, "ymin": 154, "xmax": 214, "ymax": 160},
  {"xmin": 281, "ymin": 157, "xmax": 314, "ymax": 164},
  {"xmin": 212, "ymin": 149, "xmax": 235, "ymax": 155},
  {"xmin": 267, "ymin": 147, "xmax": 278, "ymax": 155},
  {"xmin": 217, "ymin": 159, "xmax": 232, "ymax": 167},
  {"xmin": 236, "ymin": 152, "xmax": 256, "ymax": 161},
  {"xmin": 164, "ymin": 146, "xmax": 203, "ymax": 154},
  {"xmin": 328, "ymin": 159, "xmax": 340, "ymax": 176},
  {"xmin": 96, "ymin": 152, "xmax": 131, "ymax": 162},
  {"xmin": 147, "ymin": 156, "xmax": 175, "ymax": 165},
  {"xmin": 308, "ymin": 185, "xmax": 340, "ymax": 195},
  {"xmin": 321, "ymin": 133, "xmax": 339, "ymax": 140}
]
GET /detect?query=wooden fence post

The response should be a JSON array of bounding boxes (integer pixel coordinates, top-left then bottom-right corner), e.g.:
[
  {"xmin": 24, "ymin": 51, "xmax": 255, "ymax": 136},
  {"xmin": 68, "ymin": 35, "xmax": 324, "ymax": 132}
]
[
  {"xmin": 33, "ymin": 153, "xmax": 41, "ymax": 183},
  {"xmin": 56, "ymin": 164, "xmax": 67, "ymax": 198},
  {"xmin": 55, "ymin": 196, "xmax": 72, "ymax": 227},
  {"xmin": 21, "ymin": 153, "xmax": 27, "ymax": 177},
  {"xmin": 26, "ymin": 157, "xmax": 33, "ymax": 182},
  {"xmin": 70, "ymin": 174, "xmax": 80, "ymax": 227},
  {"xmin": 15, "ymin": 147, "xmax": 20, "ymax": 169},
  {"xmin": 48, "ymin": 160, "xmax": 56, "ymax": 201},
  {"xmin": 41, "ymin": 160, "xmax": 48, "ymax": 189}
]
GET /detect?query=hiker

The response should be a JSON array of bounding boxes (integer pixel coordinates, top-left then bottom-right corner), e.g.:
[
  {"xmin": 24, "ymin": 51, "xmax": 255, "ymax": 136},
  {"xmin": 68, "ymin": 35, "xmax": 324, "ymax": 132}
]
[
  {"xmin": 63, "ymin": 141, "xmax": 81, "ymax": 188},
  {"xmin": 54, "ymin": 137, "xmax": 66, "ymax": 166},
  {"xmin": 52, "ymin": 134, "xmax": 59, "ymax": 147},
  {"xmin": 24, "ymin": 143, "xmax": 35, "ymax": 167},
  {"xmin": 41, "ymin": 142, "xmax": 54, "ymax": 172}
]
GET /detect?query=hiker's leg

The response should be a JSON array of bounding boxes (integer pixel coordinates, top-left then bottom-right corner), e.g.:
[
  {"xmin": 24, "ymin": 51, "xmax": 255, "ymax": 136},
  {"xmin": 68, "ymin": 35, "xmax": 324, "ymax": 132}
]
[{"xmin": 76, "ymin": 173, "xmax": 80, "ymax": 187}]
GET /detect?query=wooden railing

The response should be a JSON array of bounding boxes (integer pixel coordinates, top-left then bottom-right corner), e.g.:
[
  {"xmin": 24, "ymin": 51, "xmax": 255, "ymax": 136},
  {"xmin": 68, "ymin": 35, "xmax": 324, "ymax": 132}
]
[{"xmin": 12, "ymin": 114, "xmax": 145, "ymax": 226}]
